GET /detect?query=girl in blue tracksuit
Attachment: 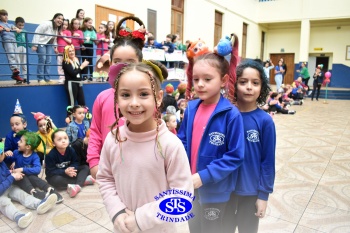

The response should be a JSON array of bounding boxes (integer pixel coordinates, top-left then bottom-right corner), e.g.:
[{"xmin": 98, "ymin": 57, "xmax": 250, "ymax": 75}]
[
  {"xmin": 223, "ymin": 59, "xmax": 276, "ymax": 233},
  {"xmin": 178, "ymin": 34, "xmax": 245, "ymax": 233}
]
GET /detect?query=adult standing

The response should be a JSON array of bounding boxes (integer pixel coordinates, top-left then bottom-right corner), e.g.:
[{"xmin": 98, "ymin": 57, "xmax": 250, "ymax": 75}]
[
  {"xmin": 75, "ymin": 9, "xmax": 85, "ymax": 27},
  {"xmin": 274, "ymin": 60, "xmax": 284, "ymax": 91},
  {"xmin": 280, "ymin": 58, "xmax": 287, "ymax": 84},
  {"xmin": 62, "ymin": 44, "xmax": 89, "ymax": 106},
  {"xmin": 297, "ymin": 62, "xmax": 310, "ymax": 91},
  {"xmin": 311, "ymin": 66, "xmax": 324, "ymax": 101},
  {"xmin": 32, "ymin": 13, "xmax": 63, "ymax": 83}
]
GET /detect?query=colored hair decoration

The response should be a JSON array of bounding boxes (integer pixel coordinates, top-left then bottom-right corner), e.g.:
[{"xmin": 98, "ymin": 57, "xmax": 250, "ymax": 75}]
[
  {"xmin": 142, "ymin": 60, "xmax": 165, "ymax": 82},
  {"xmin": 16, "ymin": 130, "xmax": 46, "ymax": 155},
  {"xmin": 227, "ymin": 33, "xmax": 239, "ymax": 103},
  {"xmin": 115, "ymin": 16, "xmax": 146, "ymax": 42},
  {"xmin": 108, "ymin": 63, "xmax": 129, "ymax": 87}
]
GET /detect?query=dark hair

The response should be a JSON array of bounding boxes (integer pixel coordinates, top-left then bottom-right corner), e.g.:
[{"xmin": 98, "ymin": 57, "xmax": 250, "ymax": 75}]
[
  {"xmin": 11, "ymin": 114, "xmax": 27, "ymax": 124},
  {"xmin": 270, "ymin": 92, "xmax": 278, "ymax": 99},
  {"xmin": 110, "ymin": 39, "xmax": 143, "ymax": 62},
  {"xmin": 99, "ymin": 23, "xmax": 108, "ymax": 37},
  {"xmin": 51, "ymin": 129, "xmax": 67, "ymax": 143},
  {"xmin": 114, "ymin": 16, "xmax": 145, "ymax": 50},
  {"xmin": 235, "ymin": 59, "xmax": 271, "ymax": 105},
  {"xmin": 70, "ymin": 18, "xmax": 80, "ymax": 31},
  {"xmin": 0, "ymin": 9, "xmax": 8, "ymax": 15},
  {"xmin": 62, "ymin": 19, "xmax": 70, "ymax": 30},
  {"xmin": 67, "ymin": 105, "xmax": 85, "ymax": 115},
  {"xmin": 147, "ymin": 36, "xmax": 155, "ymax": 45},
  {"xmin": 81, "ymin": 17, "xmax": 95, "ymax": 32},
  {"xmin": 51, "ymin": 13, "xmax": 64, "ymax": 31},
  {"xmin": 75, "ymin": 9, "xmax": 84, "ymax": 19},
  {"xmin": 15, "ymin": 17, "xmax": 25, "ymax": 24}
]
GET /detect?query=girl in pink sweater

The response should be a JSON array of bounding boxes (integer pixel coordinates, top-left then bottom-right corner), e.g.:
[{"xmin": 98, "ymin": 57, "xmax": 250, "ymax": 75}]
[
  {"xmin": 97, "ymin": 62, "xmax": 193, "ymax": 233},
  {"xmin": 95, "ymin": 23, "xmax": 109, "ymax": 61},
  {"xmin": 70, "ymin": 18, "xmax": 84, "ymax": 62},
  {"xmin": 57, "ymin": 19, "xmax": 71, "ymax": 83}
]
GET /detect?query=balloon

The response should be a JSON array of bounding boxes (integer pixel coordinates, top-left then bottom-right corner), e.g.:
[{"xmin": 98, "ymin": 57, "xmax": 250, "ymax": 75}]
[
  {"xmin": 325, "ymin": 78, "xmax": 330, "ymax": 84},
  {"xmin": 325, "ymin": 71, "xmax": 332, "ymax": 79}
]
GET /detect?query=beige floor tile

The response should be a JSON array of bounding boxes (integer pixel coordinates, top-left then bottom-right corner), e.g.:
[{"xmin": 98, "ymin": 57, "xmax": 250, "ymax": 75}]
[
  {"xmin": 309, "ymin": 182, "xmax": 350, "ymax": 212},
  {"xmin": 320, "ymin": 161, "xmax": 350, "ymax": 183},
  {"xmin": 267, "ymin": 180, "xmax": 317, "ymax": 223},
  {"xmin": 85, "ymin": 207, "xmax": 114, "ymax": 232},
  {"xmin": 0, "ymin": 218, "xmax": 15, "ymax": 233},
  {"xmin": 259, "ymin": 215, "xmax": 297, "ymax": 233},
  {"xmin": 276, "ymin": 161, "xmax": 327, "ymax": 183},
  {"xmin": 299, "ymin": 202, "xmax": 350, "ymax": 232},
  {"xmin": 54, "ymin": 216, "xmax": 111, "ymax": 232},
  {"xmin": 289, "ymin": 146, "xmax": 335, "ymax": 162},
  {"xmin": 331, "ymin": 146, "xmax": 350, "ymax": 161},
  {"xmin": 294, "ymin": 225, "xmax": 325, "ymax": 233}
]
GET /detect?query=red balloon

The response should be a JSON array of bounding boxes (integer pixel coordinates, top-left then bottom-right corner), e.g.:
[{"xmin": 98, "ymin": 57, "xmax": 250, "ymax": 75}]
[
  {"xmin": 325, "ymin": 78, "xmax": 330, "ymax": 84},
  {"xmin": 325, "ymin": 71, "xmax": 332, "ymax": 79}
]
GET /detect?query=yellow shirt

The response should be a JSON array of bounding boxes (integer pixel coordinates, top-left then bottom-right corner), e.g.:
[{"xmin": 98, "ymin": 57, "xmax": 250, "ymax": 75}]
[{"xmin": 36, "ymin": 129, "xmax": 54, "ymax": 154}]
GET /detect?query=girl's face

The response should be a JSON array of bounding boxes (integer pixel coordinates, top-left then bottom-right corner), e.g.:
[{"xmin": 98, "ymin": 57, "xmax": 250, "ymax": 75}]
[
  {"xmin": 73, "ymin": 20, "xmax": 80, "ymax": 30},
  {"xmin": 111, "ymin": 45, "xmax": 139, "ymax": 65},
  {"xmin": 73, "ymin": 107, "xmax": 85, "ymax": 122},
  {"xmin": 62, "ymin": 20, "xmax": 69, "ymax": 30},
  {"xmin": 117, "ymin": 70, "xmax": 162, "ymax": 133},
  {"xmin": 179, "ymin": 101, "xmax": 187, "ymax": 110},
  {"xmin": 166, "ymin": 115, "xmax": 177, "ymax": 131},
  {"xmin": 236, "ymin": 67, "xmax": 262, "ymax": 109},
  {"xmin": 37, "ymin": 119, "xmax": 47, "ymax": 134},
  {"xmin": 98, "ymin": 24, "xmax": 106, "ymax": 33},
  {"xmin": 108, "ymin": 21, "xmax": 114, "ymax": 30},
  {"xmin": 54, "ymin": 15, "xmax": 64, "ymax": 27},
  {"xmin": 68, "ymin": 47, "xmax": 75, "ymax": 59},
  {"xmin": 78, "ymin": 10, "xmax": 85, "ymax": 19},
  {"xmin": 192, "ymin": 60, "xmax": 227, "ymax": 104},
  {"xmin": 85, "ymin": 20, "xmax": 93, "ymax": 29},
  {"xmin": 17, "ymin": 136, "xmax": 29, "ymax": 152},
  {"xmin": 53, "ymin": 131, "xmax": 69, "ymax": 150},
  {"xmin": 278, "ymin": 60, "xmax": 283, "ymax": 66}
]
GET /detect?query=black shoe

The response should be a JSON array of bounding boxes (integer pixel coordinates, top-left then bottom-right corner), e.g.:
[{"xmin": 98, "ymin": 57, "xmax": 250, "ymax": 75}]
[
  {"xmin": 15, "ymin": 80, "xmax": 23, "ymax": 85},
  {"xmin": 47, "ymin": 188, "xmax": 64, "ymax": 204},
  {"xmin": 32, "ymin": 190, "xmax": 46, "ymax": 200},
  {"xmin": 316, "ymin": 99, "xmax": 318, "ymax": 101},
  {"xmin": 88, "ymin": 77, "xmax": 93, "ymax": 82}
]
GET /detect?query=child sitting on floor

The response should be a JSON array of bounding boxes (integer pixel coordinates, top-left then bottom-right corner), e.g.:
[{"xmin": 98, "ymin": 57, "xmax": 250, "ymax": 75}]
[
  {"xmin": 4, "ymin": 100, "xmax": 28, "ymax": 158},
  {"xmin": 33, "ymin": 112, "xmax": 56, "ymax": 165},
  {"xmin": 0, "ymin": 141, "xmax": 57, "ymax": 229},
  {"xmin": 5, "ymin": 131, "xmax": 63, "ymax": 203},
  {"xmin": 45, "ymin": 129, "xmax": 94, "ymax": 198},
  {"xmin": 268, "ymin": 92, "xmax": 296, "ymax": 115}
]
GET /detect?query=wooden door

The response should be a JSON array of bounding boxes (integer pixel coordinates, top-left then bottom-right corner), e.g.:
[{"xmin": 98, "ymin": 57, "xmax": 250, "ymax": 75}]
[
  {"xmin": 95, "ymin": 5, "xmax": 134, "ymax": 31},
  {"xmin": 269, "ymin": 53, "xmax": 295, "ymax": 85}
]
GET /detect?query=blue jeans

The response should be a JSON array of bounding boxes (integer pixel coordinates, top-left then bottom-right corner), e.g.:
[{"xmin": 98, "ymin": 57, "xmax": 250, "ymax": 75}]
[
  {"xmin": 2, "ymin": 41, "xmax": 18, "ymax": 71},
  {"xmin": 37, "ymin": 44, "xmax": 54, "ymax": 81},
  {"xmin": 274, "ymin": 74, "xmax": 282, "ymax": 91}
]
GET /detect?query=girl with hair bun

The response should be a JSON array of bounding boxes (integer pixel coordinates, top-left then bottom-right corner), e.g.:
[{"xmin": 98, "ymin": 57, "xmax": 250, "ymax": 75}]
[{"xmin": 98, "ymin": 61, "xmax": 193, "ymax": 233}]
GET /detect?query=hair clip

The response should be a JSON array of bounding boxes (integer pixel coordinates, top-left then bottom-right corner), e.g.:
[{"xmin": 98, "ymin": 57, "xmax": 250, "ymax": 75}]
[
  {"xmin": 108, "ymin": 63, "xmax": 129, "ymax": 87},
  {"xmin": 142, "ymin": 60, "xmax": 164, "ymax": 82}
]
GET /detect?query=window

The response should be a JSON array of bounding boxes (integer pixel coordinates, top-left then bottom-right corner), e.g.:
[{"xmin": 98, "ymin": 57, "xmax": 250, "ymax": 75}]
[
  {"xmin": 147, "ymin": 9, "xmax": 157, "ymax": 39},
  {"xmin": 242, "ymin": 23, "xmax": 248, "ymax": 59},
  {"xmin": 214, "ymin": 11, "xmax": 223, "ymax": 46},
  {"xmin": 171, "ymin": 0, "xmax": 184, "ymax": 38}
]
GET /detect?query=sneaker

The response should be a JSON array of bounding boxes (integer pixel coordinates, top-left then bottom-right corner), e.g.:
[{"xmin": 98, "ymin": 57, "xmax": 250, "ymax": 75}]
[
  {"xmin": 288, "ymin": 110, "xmax": 296, "ymax": 115},
  {"xmin": 308, "ymin": 90, "xmax": 312, "ymax": 96},
  {"xmin": 58, "ymin": 79, "xmax": 65, "ymax": 84},
  {"xmin": 32, "ymin": 190, "xmax": 46, "ymax": 200},
  {"xmin": 67, "ymin": 184, "xmax": 81, "ymax": 198},
  {"xmin": 36, "ymin": 193, "xmax": 57, "ymax": 214},
  {"xmin": 88, "ymin": 77, "xmax": 93, "ymax": 82},
  {"xmin": 12, "ymin": 74, "xmax": 24, "ymax": 82},
  {"xmin": 38, "ymin": 80, "xmax": 45, "ymax": 84},
  {"xmin": 12, "ymin": 68, "xmax": 20, "ymax": 76},
  {"xmin": 300, "ymin": 100, "xmax": 304, "ymax": 105},
  {"xmin": 15, "ymin": 80, "xmax": 23, "ymax": 85},
  {"xmin": 47, "ymin": 188, "xmax": 64, "ymax": 204},
  {"xmin": 15, "ymin": 212, "xmax": 33, "ymax": 229},
  {"xmin": 84, "ymin": 175, "xmax": 96, "ymax": 186}
]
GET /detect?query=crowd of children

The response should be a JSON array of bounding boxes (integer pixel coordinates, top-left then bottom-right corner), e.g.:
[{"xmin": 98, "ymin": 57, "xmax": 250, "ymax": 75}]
[{"xmin": 3, "ymin": 11, "xmax": 327, "ymax": 233}]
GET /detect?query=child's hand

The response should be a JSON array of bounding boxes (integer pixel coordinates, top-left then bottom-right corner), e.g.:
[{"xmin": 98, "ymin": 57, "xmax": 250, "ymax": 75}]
[
  {"xmin": 32, "ymin": 46, "xmax": 37, "ymax": 52},
  {"xmin": 4, "ymin": 150, "xmax": 13, "ymax": 156},
  {"xmin": 192, "ymin": 173, "xmax": 203, "ymax": 189},
  {"xmin": 83, "ymin": 137, "xmax": 89, "ymax": 145},
  {"xmin": 114, "ymin": 212, "xmax": 131, "ymax": 233},
  {"xmin": 10, "ymin": 162, "xmax": 15, "ymax": 170},
  {"xmin": 124, "ymin": 209, "xmax": 140, "ymax": 232},
  {"xmin": 5, "ymin": 28, "xmax": 10, "ymax": 32},
  {"xmin": 16, "ymin": 28, "xmax": 22, "ymax": 33},
  {"xmin": 65, "ymin": 167, "xmax": 77, "ymax": 177},
  {"xmin": 255, "ymin": 199, "xmax": 267, "ymax": 218},
  {"xmin": 11, "ymin": 172, "xmax": 24, "ymax": 181},
  {"xmin": 13, "ymin": 168, "xmax": 23, "ymax": 173}
]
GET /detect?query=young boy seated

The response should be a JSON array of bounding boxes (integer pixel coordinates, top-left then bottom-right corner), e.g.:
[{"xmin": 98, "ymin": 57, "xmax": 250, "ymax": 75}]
[
  {"xmin": 0, "ymin": 141, "xmax": 57, "ymax": 229},
  {"xmin": 4, "ymin": 100, "xmax": 28, "ymax": 160}
]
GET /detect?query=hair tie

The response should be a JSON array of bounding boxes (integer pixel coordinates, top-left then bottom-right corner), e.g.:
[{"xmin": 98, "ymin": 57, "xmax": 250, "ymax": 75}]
[
  {"xmin": 108, "ymin": 63, "xmax": 129, "ymax": 87},
  {"xmin": 142, "ymin": 60, "xmax": 164, "ymax": 82},
  {"xmin": 115, "ymin": 16, "xmax": 146, "ymax": 42}
]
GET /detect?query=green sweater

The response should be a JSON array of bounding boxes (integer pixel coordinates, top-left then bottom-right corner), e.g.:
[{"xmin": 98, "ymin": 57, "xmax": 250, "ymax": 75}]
[
  {"xmin": 15, "ymin": 30, "xmax": 31, "ymax": 48},
  {"xmin": 300, "ymin": 67, "xmax": 310, "ymax": 79},
  {"xmin": 83, "ymin": 29, "xmax": 97, "ymax": 45}
]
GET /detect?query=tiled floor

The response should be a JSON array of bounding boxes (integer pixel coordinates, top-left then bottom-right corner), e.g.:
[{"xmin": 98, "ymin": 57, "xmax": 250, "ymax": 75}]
[{"xmin": 1, "ymin": 98, "xmax": 350, "ymax": 232}]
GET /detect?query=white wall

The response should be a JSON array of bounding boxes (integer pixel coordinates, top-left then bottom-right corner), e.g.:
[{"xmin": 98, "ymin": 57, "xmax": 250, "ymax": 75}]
[{"xmin": 257, "ymin": 0, "xmax": 350, "ymax": 22}]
